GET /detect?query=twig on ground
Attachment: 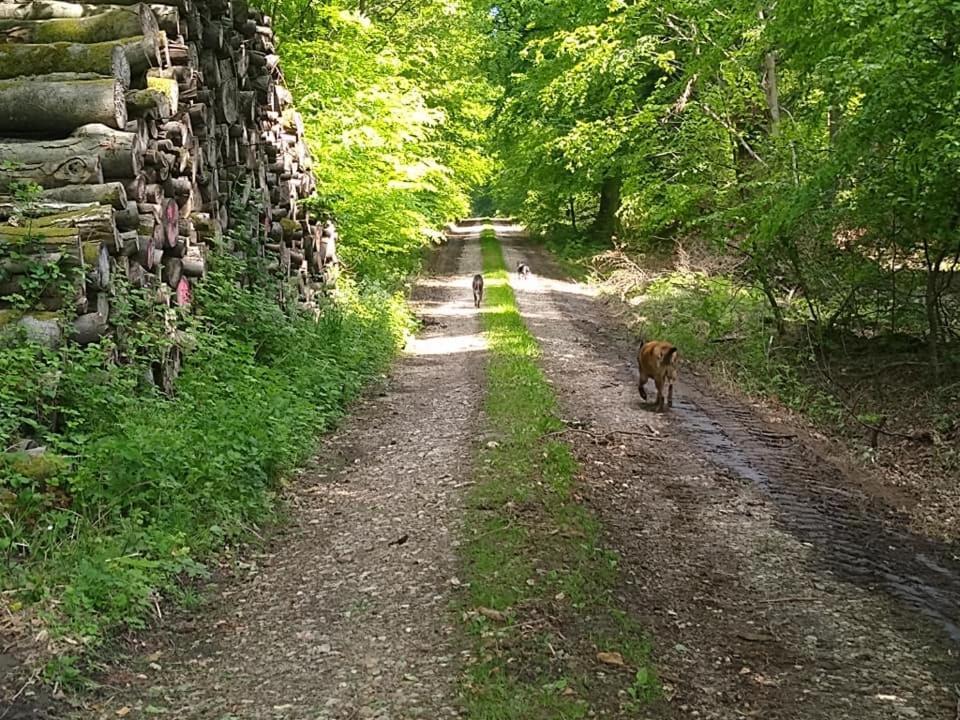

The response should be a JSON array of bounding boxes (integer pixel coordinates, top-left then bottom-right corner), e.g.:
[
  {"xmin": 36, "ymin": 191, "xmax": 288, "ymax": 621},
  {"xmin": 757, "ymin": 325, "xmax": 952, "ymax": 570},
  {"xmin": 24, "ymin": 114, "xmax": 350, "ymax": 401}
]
[
  {"xmin": 758, "ymin": 596, "xmax": 818, "ymax": 604},
  {"xmin": 1, "ymin": 670, "xmax": 41, "ymax": 718}
]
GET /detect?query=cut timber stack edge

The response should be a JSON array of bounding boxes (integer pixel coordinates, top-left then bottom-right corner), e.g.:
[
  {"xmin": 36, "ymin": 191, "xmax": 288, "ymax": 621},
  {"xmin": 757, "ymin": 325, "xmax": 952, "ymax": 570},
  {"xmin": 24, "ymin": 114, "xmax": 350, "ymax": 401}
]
[{"xmin": 0, "ymin": 0, "xmax": 338, "ymax": 391}]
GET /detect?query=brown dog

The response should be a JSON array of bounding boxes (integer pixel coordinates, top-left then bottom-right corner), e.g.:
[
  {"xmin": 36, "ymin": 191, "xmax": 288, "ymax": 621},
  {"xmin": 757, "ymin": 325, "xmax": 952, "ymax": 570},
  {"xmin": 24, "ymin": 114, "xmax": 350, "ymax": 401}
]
[
  {"xmin": 637, "ymin": 340, "xmax": 679, "ymax": 411},
  {"xmin": 472, "ymin": 274, "xmax": 484, "ymax": 308}
]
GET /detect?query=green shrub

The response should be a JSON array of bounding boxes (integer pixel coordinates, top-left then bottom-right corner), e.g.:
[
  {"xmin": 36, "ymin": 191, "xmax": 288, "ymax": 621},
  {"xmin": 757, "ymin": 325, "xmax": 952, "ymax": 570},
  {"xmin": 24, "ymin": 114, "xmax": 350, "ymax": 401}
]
[{"xmin": 0, "ymin": 224, "xmax": 412, "ymax": 667}]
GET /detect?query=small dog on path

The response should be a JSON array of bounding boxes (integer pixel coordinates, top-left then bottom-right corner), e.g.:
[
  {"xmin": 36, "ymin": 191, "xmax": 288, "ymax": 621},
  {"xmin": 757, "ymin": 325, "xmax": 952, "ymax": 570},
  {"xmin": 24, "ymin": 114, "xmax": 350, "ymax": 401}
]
[
  {"xmin": 637, "ymin": 340, "xmax": 679, "ymax": 411},
  {"xmin": 472, "ymin": 273, "xmax": 484, "ymax": 308},
  {"xmin": 516, "ymin": 261, "xmax": 531, "ymax": 280}
]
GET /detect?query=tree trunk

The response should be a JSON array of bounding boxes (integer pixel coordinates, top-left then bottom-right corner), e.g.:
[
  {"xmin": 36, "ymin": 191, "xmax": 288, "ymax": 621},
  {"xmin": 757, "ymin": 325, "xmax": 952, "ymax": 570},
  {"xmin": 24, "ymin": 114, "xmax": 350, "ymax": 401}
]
[
  {"xmin": 924, "ymin": 252, "xmax": 944, "ymax": 378},
  {"xmin": 762, "ymin": 51, "xmax": 780, "ymax": 136},
  {"xmin": 0, "ymin": 5, "xmax": 158, "ymax": 44},
  {"xmin": 593, "ymin": 175, "xmax": 621, "ymax": 241},
  {"xmin": 0, "ymin": 75, "xmax": 127, "ymax": 134}
]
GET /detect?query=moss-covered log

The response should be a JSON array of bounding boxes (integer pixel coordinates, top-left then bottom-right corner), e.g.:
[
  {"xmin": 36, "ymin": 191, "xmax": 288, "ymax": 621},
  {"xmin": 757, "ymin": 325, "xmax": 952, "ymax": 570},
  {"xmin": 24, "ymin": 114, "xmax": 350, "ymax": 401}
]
[
  {"xmin": 125, "ymin": 87, "xmax": 171, "ymax": 119},
  {"xmin": 146, "ymin": 71, "xmax": 179, "ymax": 114},
  {"xmin": 0, "ymin": 35, "xmax": 159, "ymax": 82},
  {"xmin": 0, "ymin": 201, "xmax": 99, "ymax": 219},
  {"xmin": 0, "ymin": 41, "xmax": 129, "ymax": 89},
  {"xmin": 0, "ymin": 5, "xmax": 158, "ymax": 44},
  {"xmin": 0, "ymin": 75, "xmax": 127, "ymax": 134},
  {"xmin": 30, "ymin": 205, "xmax": 120, "ymax": 248},
  {"xmin": 8, "ymin": 311, "xmax": 62, "ymax": 346},
  {"xmin": 0, "ymin": 224, "xmax": 82, "ymax": 249}
]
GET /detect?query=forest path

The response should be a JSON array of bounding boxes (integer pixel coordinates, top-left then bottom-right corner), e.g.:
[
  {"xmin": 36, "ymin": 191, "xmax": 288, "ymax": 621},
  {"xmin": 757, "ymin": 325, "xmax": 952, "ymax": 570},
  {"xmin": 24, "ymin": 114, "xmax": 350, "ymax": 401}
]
[
  {"xmin": 71, "ymin": 224, "xmax": 960, "ymax": 720},
  {"xmin": 81, "ymin": 235, "xmax": 486, "ymax": 720},
  {"xmin": 500, "ymin": 227, "xmax": 960, "ymax": 719}
]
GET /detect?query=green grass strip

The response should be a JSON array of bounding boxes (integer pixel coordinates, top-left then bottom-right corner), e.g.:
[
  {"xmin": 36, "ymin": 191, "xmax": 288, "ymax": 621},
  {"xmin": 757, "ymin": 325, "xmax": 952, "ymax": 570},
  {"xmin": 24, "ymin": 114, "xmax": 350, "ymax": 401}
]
[{"xmin": 458, "ymin": 229, "xmax": 658, "ymax": 719}]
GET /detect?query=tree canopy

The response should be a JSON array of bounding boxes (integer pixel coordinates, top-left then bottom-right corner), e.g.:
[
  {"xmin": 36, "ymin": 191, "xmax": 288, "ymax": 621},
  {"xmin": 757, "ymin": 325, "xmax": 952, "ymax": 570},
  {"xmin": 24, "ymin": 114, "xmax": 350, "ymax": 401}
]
[{"xmin": 473, "ymin": 0, "xmax": 960, "ymax": 361}]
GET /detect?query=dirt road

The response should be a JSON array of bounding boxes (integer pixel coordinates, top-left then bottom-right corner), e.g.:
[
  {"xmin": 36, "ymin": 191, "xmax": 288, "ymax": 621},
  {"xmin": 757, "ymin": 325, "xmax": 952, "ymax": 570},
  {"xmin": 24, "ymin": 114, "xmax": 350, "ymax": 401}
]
[
  {"xmin": 23, "ymin": 223, "xmax": 958, "ymax": 719},
  {"xmin": 74, "ymin": 233, "xmax": 486, "ymax": 720},
  {"xmin": 502, "ymin": 228, "xmax": 960, "ymax": 719}
]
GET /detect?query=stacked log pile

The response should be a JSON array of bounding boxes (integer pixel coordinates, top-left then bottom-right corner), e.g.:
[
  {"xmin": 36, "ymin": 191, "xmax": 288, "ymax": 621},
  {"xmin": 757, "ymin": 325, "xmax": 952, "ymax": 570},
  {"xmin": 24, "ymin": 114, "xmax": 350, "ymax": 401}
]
[{"xmin": 0, "ymin": 0, "xmax": 337, "ymax": 386}]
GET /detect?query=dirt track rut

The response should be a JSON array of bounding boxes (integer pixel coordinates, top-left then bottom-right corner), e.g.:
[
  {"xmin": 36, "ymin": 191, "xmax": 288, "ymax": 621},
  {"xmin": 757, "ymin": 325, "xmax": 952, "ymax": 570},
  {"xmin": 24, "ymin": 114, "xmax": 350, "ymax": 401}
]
[
  {"xmin": 502, "ymin": 228, "xmax": 960, "ymax": 719},
  {"xmin": 78, "ymin": 235, "xmax": 485, "ymax": 720}
]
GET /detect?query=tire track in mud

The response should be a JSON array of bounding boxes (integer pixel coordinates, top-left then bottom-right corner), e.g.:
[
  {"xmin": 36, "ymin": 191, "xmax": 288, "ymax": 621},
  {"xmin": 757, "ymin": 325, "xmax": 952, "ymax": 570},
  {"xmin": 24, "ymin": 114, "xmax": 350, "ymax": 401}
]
[
  {"xmin": 676, "ymin": 391, "xmax": 960, "ymax": 645},
  {"xmin": 497, "ymin": 225, "xmax": 960, "ymax": 719}
]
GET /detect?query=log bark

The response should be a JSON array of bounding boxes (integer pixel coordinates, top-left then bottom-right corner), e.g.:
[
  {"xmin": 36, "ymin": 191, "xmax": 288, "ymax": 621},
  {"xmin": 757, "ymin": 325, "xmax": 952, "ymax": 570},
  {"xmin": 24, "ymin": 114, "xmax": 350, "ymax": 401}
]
[
  {"xmin": 114, "ymin": 201, "xmax": 140, "ymax": 230},
  {"xmin": 0, "ymin": 2, "xmax": 176, "ymax": 31},
  {"xmin": 125, "ymin": 87, "xmax": 171, "ymax": 119},
  {"xmin": 34, "ymin": 181, "xmax": 127, "ymax": 209},
  {"xmin": 86, "ymin": 241, "xmax": 111, "ymax": 290},
  {"xmin": 0, "ymin": 132, "xmax": 139, "ymax": 195},
  {"xmin": 0, "ymin": 5, "xmax": 159, "ymax": 44},
  {"xmin": 30, "ymin": 205, "xmax": 120, "ymax": 249},
  {"xmin": 12, "ymin": 311, "xmax": 62, "ymax": 346},
  {"xmin": 161, "ymin": 256, "xmax": 182, "ymax": 287},
  {"xmin": 0, "ymin": 200, "xmax": 99, "ymax": 218},
  {"xmin": 70, "ymin": 123, "xmax": 143, "ymax": 177},
  {"xmin": 0, "ymin": 224, "xmax": 81, "ymax": 252},
  {"xmin": 72, "ymin": 309, "xmax": 109, "ymax": 345},
  {"xmin": 0, "ymin": 75, "xmax": 127, "ymax": 134},
  {"xmin": 0, "ymin": 40, "xmax": 133, "ymax": 89},
  {"xmin": 0, "ymin": 153, "xmax": 103, "ymax": 192},
  {"xmin": 124, "ymin": 175, "xmax": 146, "ymax": 202}
]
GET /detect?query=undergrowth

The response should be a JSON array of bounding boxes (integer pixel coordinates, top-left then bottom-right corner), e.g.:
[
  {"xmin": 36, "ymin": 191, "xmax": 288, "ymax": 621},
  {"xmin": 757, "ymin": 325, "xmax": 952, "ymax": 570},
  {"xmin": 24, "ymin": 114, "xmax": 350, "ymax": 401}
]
[
  {"xmin": 0, "ymin": 202, "xmax": 413, "ymax": 684},
  {"xmin": 458, "ymin": 229, "xmax": 657, "ymax": 718}
]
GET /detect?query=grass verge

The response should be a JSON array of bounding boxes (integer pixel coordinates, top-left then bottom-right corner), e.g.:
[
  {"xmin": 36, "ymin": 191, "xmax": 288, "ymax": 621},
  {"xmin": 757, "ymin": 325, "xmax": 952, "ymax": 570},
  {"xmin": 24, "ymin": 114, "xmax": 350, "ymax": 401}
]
[{"xmin": 458, "ymin": 229, "xmax": 658, "ymax": 718}]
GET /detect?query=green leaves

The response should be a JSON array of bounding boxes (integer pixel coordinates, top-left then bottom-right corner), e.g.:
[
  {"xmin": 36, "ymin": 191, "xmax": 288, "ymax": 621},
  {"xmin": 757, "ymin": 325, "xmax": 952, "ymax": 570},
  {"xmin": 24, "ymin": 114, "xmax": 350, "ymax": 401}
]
[{"xmin": 273, "ymin": 2, "xmax": 494, "ymax": 281}]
